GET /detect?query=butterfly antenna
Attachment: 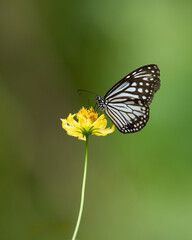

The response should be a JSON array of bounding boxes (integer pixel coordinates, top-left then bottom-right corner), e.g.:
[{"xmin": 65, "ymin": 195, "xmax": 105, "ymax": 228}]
[
  {"xmin": 77, "ymin": 89, "xmax": 99, "ymax": 109},
  {"xmin": 77, "ymin": 89, "xmax": 98, "ymax": 97}
]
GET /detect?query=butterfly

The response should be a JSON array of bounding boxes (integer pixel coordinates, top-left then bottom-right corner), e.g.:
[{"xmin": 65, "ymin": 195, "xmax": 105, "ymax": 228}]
[{"xmin": 96, "ymin": 64, "xmax": 160, "ymax": 133}]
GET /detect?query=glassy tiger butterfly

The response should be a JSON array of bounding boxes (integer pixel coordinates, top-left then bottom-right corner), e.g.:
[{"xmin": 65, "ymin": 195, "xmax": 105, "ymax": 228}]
[{"xmin": 96, "ymin": 64, "xmax": 160, "ymax": 133}]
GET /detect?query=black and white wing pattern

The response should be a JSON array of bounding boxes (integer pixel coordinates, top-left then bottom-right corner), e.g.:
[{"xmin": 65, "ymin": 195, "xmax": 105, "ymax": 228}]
[{"xmin": 96, "ymin": 64, "xmax": 160, "ymax": 133}]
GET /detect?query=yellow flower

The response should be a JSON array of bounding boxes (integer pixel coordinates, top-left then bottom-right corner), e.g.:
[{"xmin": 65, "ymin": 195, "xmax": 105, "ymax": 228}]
[{"xmin": 61, "ymin": 107, "xmax": 115, "ymax": 140}]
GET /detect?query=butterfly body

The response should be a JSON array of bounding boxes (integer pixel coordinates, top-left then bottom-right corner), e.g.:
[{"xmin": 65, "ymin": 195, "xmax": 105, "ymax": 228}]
[{"xmin": 96, "ymin": 64, "xmax": 160, "ymax": 133}]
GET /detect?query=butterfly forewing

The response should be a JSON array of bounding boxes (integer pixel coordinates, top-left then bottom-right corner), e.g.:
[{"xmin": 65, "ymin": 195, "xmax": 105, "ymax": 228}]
[
  {"xmin": 105, "ymin": 64, "xmax": 160, "ymax": 105},
  {"xmin": 97, "ymin": 64, "xmax": 160, "ymax": 133}
]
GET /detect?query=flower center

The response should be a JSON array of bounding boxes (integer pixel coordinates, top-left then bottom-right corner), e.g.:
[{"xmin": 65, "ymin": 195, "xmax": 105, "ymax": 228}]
[{"xmin": 77, "ymin": 107, "xmax": 98, "ymax": 124}]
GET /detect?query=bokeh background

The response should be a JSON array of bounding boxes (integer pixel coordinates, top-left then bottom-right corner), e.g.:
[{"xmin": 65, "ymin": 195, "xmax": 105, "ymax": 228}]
[{"xmin": 0, "ymin": 0, "xmax": 192, "ymax": 239}]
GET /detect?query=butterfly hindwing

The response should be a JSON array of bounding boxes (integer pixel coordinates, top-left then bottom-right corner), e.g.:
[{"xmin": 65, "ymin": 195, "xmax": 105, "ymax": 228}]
[{"xmin": 105, "ymin": 100, "xmax": 150, "ymax": 133}]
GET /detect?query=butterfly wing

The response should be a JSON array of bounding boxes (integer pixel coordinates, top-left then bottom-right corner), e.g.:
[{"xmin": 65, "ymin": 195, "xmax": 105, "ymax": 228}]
[
  {"xmin": 105, "ymin": 101, "xmax": 150, "ymax": 133},
  {"xmin": 104, "ymin": 64, "xmax": 160, "ymax": 133}
]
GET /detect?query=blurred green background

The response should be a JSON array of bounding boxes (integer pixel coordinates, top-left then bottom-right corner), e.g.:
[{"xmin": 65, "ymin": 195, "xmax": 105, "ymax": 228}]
[{"xmin": 0, "ymin": 0, "xmax": 192, "ymax": 239}]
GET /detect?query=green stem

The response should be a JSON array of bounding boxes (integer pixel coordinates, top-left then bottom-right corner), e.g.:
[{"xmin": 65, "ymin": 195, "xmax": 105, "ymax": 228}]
[{"xmin": 72, "ymin": 136, "xmax": 89, "ymax": 240}]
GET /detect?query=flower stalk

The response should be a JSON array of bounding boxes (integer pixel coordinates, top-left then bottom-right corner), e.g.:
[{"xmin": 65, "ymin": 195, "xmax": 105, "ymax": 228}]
[{"xmin": 72, "ymin": 136, "xmax": 89, "ymax": 240}]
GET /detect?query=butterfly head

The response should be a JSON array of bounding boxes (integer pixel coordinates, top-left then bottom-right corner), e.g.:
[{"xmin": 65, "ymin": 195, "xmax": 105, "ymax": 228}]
[{"xmin": 96, "ymin": 96, "xmax": 107, "ymax": 110}]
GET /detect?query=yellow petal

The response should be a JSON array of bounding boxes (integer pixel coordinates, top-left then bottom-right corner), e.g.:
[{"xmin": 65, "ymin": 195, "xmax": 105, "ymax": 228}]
[
  {"xmin": 77, "ymin": 114, "xmax": 87, "ymax": 128},
  {"xmin": 67, "ymin": 114, "xmax": 80, "ymax": 128},
  {"xmin": 78, "ymin": 135, "xmax": 86, "ymax": 141},
  {"xmin": 93, "ymin": 125, "xmax": 115, "ymax": 136},
  {"xmin": 93, "ymin": 114, "xmax": 107, "ymax": 129}
]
